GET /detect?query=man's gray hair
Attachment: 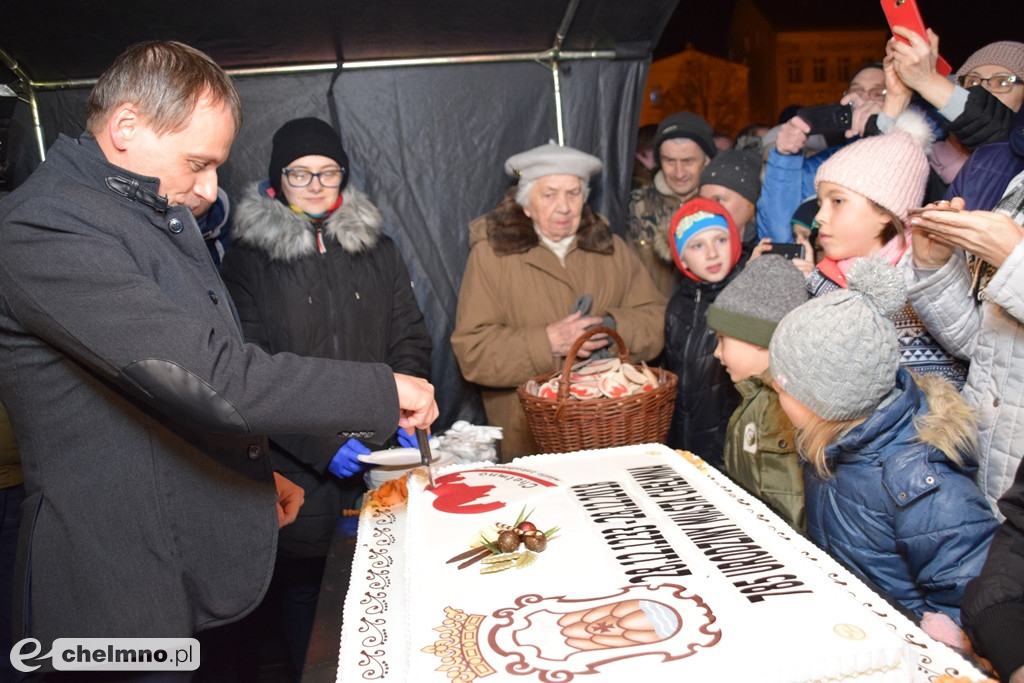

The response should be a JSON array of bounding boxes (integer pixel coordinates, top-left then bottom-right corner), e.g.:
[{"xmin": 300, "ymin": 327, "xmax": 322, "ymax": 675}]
[
  {"xmin": 514, "ymin": 176, "xmax": 591, "ymax": 208},
  {"xmin": 86, "ymin": 40, "xmax": 243, "ymax": 137}
]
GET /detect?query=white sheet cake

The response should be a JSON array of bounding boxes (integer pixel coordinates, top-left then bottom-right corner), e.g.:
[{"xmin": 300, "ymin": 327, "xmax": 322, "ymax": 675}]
[{"xmin": 339, "ymin": 444, "xmax": 981, "ymax": 682}]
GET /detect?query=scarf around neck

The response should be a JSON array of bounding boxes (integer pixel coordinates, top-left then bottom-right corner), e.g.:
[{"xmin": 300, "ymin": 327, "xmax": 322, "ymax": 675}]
[{"xmin": 817, "ymin": 233, "xmax": 909, "ymax": 289}]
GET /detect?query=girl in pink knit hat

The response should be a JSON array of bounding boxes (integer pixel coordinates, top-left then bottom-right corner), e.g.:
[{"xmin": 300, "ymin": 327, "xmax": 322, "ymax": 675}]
[{"xmin": 804, "ymin": 111, "xmax": 968, "ymax": 389}]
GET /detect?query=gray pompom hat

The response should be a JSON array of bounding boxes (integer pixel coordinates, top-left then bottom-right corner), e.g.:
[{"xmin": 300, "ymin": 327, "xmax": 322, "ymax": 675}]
[
  {"xmin": 769, "ymin": 258, "xmax": 907, "ymax": 421},
  {"xmin": 706, "ymin": 255, "xmax": 808, "ymax": 348}
]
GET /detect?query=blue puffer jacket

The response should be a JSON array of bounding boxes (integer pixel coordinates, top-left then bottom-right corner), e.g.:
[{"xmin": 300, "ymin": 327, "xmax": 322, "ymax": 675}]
[
  {"xmin": 804, "ymin": 368, "xmax": 998, "ymax": 624},
  {"xmin": 754, "ymin": 147, "xmax": 836, "ymax": 244}
]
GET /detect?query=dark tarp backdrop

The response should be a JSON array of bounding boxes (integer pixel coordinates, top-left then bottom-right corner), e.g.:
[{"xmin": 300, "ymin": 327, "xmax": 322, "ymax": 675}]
[{"xmin": 0, "ymin": 2, "xmax": 675, "ymax": 432}]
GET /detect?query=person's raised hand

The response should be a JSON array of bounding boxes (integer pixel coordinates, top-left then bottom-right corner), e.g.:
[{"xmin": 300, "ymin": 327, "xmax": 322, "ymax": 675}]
[
  {"xmin": 546, "ymin": 310, "xmax": 609, "ymax": 358},
  {"xmin": 881, "ymin": 53, "xmax": 913, "ymax": 119},
  {"xmin": 790, "ymin": 233, "xmax": 816, "ymax": 278},
  {"xmin": 887, "ymin": 27, "xmax": 954, "ymax": 110},
  {"xmin": 887, "ymin": 26, "xmax": 941, "ymax": 91},
  {"xmin": 840, "ymin": 91, "xmax": 882, "ymax": 139},
  {"xmin": 749, "ymin": 237, "xmax": 773, "ymax": 262},
  {"xmin": 909, "ymin": 198, "xmax": 964, "ymax": 269},
  {"xmin": 776, "ymin": 116, "xmax": 810, "ymax": 155},
  {"xmin": 911, "ymin": 198, "xmax": 1024, "ymax": 268}
]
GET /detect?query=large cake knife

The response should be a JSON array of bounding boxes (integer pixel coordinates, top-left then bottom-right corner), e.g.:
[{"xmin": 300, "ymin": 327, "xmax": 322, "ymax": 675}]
[{"xmin": 415, "ymin": 427, "xmax": 436, "ymax": 489}]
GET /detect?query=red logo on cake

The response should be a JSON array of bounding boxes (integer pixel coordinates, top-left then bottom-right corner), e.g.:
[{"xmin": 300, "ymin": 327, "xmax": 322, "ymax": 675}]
[
  {"xmin": 429, "ymin": 468, "xmax": 559, "ymax": 515},
  {"xmin": 422, "ymin": 584, "xmax": 720, "ymax": 680}
]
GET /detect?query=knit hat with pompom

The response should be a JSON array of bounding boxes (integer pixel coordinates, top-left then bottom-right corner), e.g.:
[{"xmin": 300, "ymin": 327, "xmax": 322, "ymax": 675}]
[
  {"xmin": 769, "ymin": 257, "xmax": 906, "ymax": 421},
  {"xmin": 955, "ymin": 41, "xmax": 1024, "ymax": 81},
  {"xmin": 814, "ymin": 109, "xmax": 934, "ymax": 225}
]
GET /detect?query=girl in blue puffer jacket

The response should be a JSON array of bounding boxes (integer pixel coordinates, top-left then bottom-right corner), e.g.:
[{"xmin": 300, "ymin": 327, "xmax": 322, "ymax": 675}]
[{"xmin": 767, "ymin": 257, "xmax": 998, "ymax": 626}]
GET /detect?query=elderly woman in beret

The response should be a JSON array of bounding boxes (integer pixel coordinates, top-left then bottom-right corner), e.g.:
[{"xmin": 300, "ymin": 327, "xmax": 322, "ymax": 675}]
[{"xmin": 452, "ymin": 142, "xmax": 667, "ymax": 460}]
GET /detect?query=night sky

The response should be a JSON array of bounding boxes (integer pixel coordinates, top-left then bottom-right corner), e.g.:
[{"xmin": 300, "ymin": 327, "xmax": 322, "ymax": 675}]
[{"xmin": 654, "ymin": 0, "xmax": 1024, "ymax": 71}]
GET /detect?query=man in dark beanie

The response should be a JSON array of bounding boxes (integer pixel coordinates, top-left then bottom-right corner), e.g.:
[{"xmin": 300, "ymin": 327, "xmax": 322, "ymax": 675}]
[
  {"xmin": 627, "ymin": 111, "xmax": 717, "ymax": 297},
  {"xmin": 698, "ymin": 148, "xmax": 763, "ymax": 246}
]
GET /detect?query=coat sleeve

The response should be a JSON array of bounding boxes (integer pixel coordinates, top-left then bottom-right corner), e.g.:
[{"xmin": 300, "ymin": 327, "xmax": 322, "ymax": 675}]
[
  {"xmin": 905, "ymin": 250, "xmax": 981, "ymax": 360},
  {"xmin": 983, "ymin": 238, "xmax": 1024, "ymax": 327},
  {"xmin": 220, "ymin": 247, "xmax": 347, "ymax": 471},
  {"xmin": 451, "ymin": 243, "xmax": 558, "ymax": 388},
  {"xmin": 944, "ymin": 86, "xmax": 1013, "ymax": 152},
  {"xmin": 894, "ymin": 471, "xmax": 998, "ymax": 624},
  {"xmin": 603, "ymin": 237, "xmax": 667, "ymax": 362},
  {"xmin": 755, "ymin": 149, "xmax": 820, "ymax": 243},
  {"xmin": 381, "ymin": 239, "xmax": 432, "ymax": 379},
  {"xmin": 0, "ymin": 204, "xmax": 400, "ymax": 443}
]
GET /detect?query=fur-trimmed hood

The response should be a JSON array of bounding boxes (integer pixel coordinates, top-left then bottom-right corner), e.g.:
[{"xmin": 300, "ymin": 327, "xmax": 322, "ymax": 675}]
[
  {"xmin": 231, "ymin": 181, "xmax": 384, "ymax": 262},
  {"xmin": 912, "ymin": 371, "xmax": 977, "ymax": 468},
  {"xmin": 651, "ymin": 171, "xmax": 684, "ymax": 264},
  {"xmin": 472, "ymin": 188, "xmax": 614, "ymax": 257}
]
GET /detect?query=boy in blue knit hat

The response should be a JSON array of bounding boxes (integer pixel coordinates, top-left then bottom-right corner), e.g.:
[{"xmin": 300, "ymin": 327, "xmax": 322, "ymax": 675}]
[{"xmin": 662, "ymin": 197, "xmax": 744, "ymax": 470}]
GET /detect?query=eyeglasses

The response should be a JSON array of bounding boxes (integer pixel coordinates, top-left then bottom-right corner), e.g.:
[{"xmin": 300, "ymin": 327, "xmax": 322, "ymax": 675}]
[
  {"xmin": 959, "ymin": 74, "xmax": 1021, "ymax": 94},
  {"xmin": 282, "ymin": 167, "xmax": 346, "ymax": 188},
  {"xmin": 843, "ymin": 87, "xmax": 887, "ymax": 103}
]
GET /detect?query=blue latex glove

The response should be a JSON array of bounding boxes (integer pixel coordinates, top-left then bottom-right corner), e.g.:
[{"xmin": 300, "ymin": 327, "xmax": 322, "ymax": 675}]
[
  {"xmin": 328, "ymin": 438, "xmax": 371, "ymax": 478},
  {"xmin": 396, "ymin": 428, "xmax": 417, "ymax": 449}
]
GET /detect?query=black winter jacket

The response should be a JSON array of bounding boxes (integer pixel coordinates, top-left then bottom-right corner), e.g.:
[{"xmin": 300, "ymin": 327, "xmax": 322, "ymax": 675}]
[
  {"xmin": 0, "ymin": 135, "xmax": 400, "ymax": 645},
  {"xmin": 962, "ymin": 457, "xmax": 1024, "ymax": 681},
  {"xmin": 663, "ymin": 269, "xmax": 742, "ymax": 471},
  {"xmin": 221, "ymin": 183, "xmax": 431, "ymax": 557}
]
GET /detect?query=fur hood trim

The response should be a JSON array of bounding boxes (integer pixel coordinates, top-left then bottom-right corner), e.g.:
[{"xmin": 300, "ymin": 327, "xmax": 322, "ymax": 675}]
[
  {"xmin": 231, "ymin": 182, "xmax": 384, "ymax": 262},
  {"xmin": 484, "ymin": 188, "xmax": 614, "ymax": 256},
  {"xmin": 913, "ymin": 371, "xmax": 978, "ymax": 468},
  {"xmin": 651, "ymin": 173, "xmax": 683, "ymax": 264},
  {"xmin": 651, "ymin": 218, "xmax": 675, "ymax": 264}
]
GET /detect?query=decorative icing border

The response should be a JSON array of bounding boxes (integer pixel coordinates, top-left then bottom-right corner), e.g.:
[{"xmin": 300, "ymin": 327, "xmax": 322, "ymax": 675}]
[{"xmin": 340, "ymin": 445, "xmax": 983, "ymax": 682}]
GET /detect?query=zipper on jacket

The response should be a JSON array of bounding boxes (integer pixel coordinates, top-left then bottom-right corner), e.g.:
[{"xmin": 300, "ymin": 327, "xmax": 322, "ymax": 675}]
[
  {"xmin": 315, "ymin": 244, "xmax": 342, "ymax": 358},
  {"xmin": 315, "ymin": 224, "xmax": 327, "ymax": 254}
]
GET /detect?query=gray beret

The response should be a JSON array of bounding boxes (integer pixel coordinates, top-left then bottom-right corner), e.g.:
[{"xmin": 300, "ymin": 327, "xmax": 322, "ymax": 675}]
[
  {"xmin": 504, "ymin": 142, "xmax": 603, "ymax": 184},
  {"xmin": 769, "ymin": 258, "xmax": 906, "ymax": 421},
  {"xmin": 706, "ymin": 255, "xmax": 808, "ymax": 348}
]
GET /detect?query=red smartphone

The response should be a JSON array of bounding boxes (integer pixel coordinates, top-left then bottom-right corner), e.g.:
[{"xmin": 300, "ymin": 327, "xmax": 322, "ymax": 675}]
[{"xmin": 879, "ymin": 0, "xmax": 952, "ymax": 77}]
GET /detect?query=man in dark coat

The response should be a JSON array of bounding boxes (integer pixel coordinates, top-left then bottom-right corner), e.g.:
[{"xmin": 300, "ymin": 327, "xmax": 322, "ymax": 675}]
[{"xmin": 0, "ymin": 40, "xmax": 437, "ymax": 668}]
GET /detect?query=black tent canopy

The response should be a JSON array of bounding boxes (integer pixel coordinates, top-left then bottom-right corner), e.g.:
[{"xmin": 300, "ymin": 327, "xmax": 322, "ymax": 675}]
[{"xmin": 0, "ymin": 0, "xmax": 678, "ymax": 431}]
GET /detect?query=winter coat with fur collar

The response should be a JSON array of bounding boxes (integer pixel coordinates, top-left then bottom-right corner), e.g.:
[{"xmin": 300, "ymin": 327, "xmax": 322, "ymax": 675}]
[
  {"xmin": 454, "ymin": 190, "xmax": 666, "ymax": 461},
  {"xmin": 804, "ymin": 368, "xmax": 998, "ymax": 624},
  {"xmin": 221, "ymin": 182, "xmax": 431, "ymax": 557}
]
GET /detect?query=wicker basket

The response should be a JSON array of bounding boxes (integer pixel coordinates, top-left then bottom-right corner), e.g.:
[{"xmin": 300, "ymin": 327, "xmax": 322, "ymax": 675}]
[{"xmin": 516, "ymin": 326, "xmax": 677, "ymax": 453}]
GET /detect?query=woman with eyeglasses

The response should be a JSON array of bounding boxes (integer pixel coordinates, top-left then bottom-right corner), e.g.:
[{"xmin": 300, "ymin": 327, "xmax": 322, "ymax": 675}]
[
  {"xmin": 219, "ymin": 117, "xmax": 431, "ymax": 676},
  {"xmin": 886, "ymin": 33, "xmax": 1024, "ymax": 151}
]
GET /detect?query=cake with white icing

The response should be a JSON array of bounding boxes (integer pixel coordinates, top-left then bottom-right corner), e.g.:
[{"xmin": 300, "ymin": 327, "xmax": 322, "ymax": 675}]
[{"xmin": 339, "ymin": 444, "xmax": 980, "ymax": 682}]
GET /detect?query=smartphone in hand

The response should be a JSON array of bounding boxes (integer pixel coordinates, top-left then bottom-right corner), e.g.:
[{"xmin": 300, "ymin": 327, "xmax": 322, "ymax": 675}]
[
  {"xmin": 906, "ymin": 205, "xmax": 959, "ymax": 219},
  {"xmin": 765, "ymin": 243, "xmax": 806, "ymax": 260},
  {"xmin": 795, "ymin": 104, "xmax": 852, "ymax": 135},
  {"xmin": 879, "ymin": 0, "xmax": 952, "ymax": 76}
]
